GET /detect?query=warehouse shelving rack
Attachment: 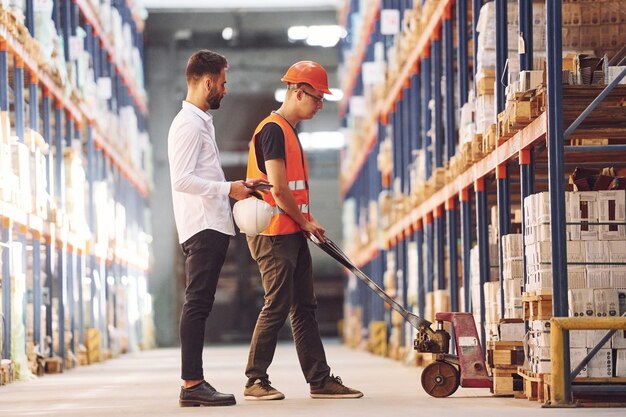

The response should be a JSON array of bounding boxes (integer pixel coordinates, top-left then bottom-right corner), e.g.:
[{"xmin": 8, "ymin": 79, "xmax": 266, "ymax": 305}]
[
  {"xmin": 1, "ymin": 0, "xmax": 151, "ymax": 374},
  {"xmin": 339, "ymin": 0, "xmax": 626, "ymax": 405}
]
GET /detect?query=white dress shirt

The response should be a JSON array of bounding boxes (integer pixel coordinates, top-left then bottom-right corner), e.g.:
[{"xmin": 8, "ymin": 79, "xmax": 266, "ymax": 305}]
[{"xmin": 168, "ymin": 101, "xmax": 234, "ymax": 244}]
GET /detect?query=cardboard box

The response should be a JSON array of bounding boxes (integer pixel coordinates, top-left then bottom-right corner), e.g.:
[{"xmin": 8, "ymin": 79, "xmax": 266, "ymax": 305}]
[
  {"xmin": 594, "ymin": 289, "xmax": 620, "ymax": 317},
  {"xmin": 567, "ymin": 241, "xmax": 586, "ymax": 263},
  {"xmin": 587, "ymin": 270, "xmax": 611, "ymax": 288},
  {"xmin": 532, "ymin": 320, "xmax": 551, "ymax": 333},
  {"xmin": 587, "ymin": 330, "xmax": 612, "ymax": 349},
  {"xmin": 568, "ymin": 270, "xmax": 587, "ymax": 289},
  {"xmin": 499, "ymin": 321, "xmax": 525, "ymax": 341},
  {"xmin": 616, "ymin": 349, "xmax": 626, "ymax": 377},
  {"xmin": 611, "ymin": 271, "xmax": 626, "ymax": 289},
  {"xmin": 585, "ymin": 240, "xmax": 610, "ymax": 270},
  {"xmin": 587, "ymin": 348, "xmax": 613, "ymax": 378},
  {"xmin": 612, "ymin": 291, "xmax": 626, "ymax": 349},
  {"xmin": 570, "ymin": 348, "xmax": 589, "ymax": 378},
  {"xmin": 568, "ymin": 289, "xmax": 595, "ymax": 317},
  {"xmin": 570, "ymin": 330, "xmax": 588, "ymax": 348},
  {"xmin": 598, "ymin": 191, "xmax": 626, "ymax": 240},
  {"xmin": 570, "ymin": 192, "xmax": 599, "ymax": 241}
]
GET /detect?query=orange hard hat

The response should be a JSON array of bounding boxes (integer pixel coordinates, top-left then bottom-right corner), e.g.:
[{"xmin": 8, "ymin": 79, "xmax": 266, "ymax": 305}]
[{"xmin": 281, "ymin": 61, "xmax": 332, "ymax": 95}]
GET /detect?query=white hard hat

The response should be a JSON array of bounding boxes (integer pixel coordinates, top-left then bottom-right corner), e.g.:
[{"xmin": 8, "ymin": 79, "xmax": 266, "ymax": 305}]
[{"xmin": 232, "ymin": 197, "xmax": 274, "ymax": 236}]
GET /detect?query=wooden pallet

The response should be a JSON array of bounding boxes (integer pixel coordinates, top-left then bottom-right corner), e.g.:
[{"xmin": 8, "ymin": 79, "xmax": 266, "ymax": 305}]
[
  {"xmin": 482, "ymin": 123, "xmax": 497, "ymax": 154},
  {"xmin": 368, "ymin": 321, "xmax": 387, "ymax": 356},
  {"xmin": 517, "ymin": 367, "xmax": 549, "ymax": 403},
  {"xmin": 487, "ymin": 341, "xmax": 525, "ymax": 368},
  {"xmin": 522, "ymin": 293, "xmax": 553, "ymax": 321},
  {"xmin": 492, "ymin": 367, "xmax": 523, "ymax": 396}
]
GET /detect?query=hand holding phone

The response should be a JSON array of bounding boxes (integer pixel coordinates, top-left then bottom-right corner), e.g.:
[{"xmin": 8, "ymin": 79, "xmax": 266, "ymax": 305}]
[{"xmin": 248, "ymin": 183, "xmax": 273, "ymax": 191}]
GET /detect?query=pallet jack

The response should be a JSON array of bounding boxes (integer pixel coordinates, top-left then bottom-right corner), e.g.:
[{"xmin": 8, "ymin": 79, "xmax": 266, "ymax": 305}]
[{"xmin": 310, "ymin": 236, "xmax": 493, "ymax": 398}]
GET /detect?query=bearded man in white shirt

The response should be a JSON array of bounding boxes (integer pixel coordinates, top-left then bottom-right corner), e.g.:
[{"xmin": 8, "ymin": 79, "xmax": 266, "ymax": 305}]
[{"xmin": 168, "ymin": 50, "xmax": 266, "ymax": 407}]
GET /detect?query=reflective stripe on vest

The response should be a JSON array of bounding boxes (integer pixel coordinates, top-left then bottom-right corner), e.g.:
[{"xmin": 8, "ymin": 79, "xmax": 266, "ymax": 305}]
[
  {"xmin": 288, "ymin": 180, "xmax": 307, "ymax": 190},
  {"xmin": 272, "ymin": 204, "xmax": 309, "ymax": 215}
]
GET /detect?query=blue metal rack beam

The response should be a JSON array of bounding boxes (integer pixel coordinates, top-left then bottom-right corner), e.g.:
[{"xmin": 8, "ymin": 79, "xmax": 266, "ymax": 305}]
[
  {"xmin": 460, "ymin": 188, "xmax": 472, "ymax": 313},
  {"xmin": 497, "ymin": 164, "xmax": 510, "ymax": 319},
  {"xmin": 432, "ymin": 34, "xmax": 443, "ymax": 169},
  {"xmin": 416, "ymin": 220, "xmax": 425, "ymax": 319},
  {"xmin": 425, "ymin": 214, "xmax": 434, "ymax": 294},
  {"xmin": 546, "ymin": 0, "xmax": 571, "ymax": 404},
  {"xmin": 519, "ymin": 148, "xmax": 533, "ymax": 297},
  {"xmin": 422, "ymin": 52, "xmax": 432, "ymax": 179},
  {"xmin": 495, "ymin": 0, "xmax": 508, "ymax": 113},
  {"xmin": 472, "ymin": 0, "xmax": 482, "ymax": 89},
  {"xmin": 475, "ymin": 177, "xmax": 489, "ymax": 349},
  {"xmin": 457, "ymin": 0, "xmax": 469, "ymax": 105},
  {"xmin": 447, "ymin": 199, "xmax": 459, "ymax": 312},
  {"xmin": 14, "ymin": 57, "xmax": 25, "ymax": 142},
  {"xmin": 519, "ymin": 0, "xmax": 533, "ymax": 71},
  {"xmin": 435, "ymin": 207, "xmax": 445, "ymax": 291},
  {"xmin": 444, "ymin": 11, "xmax": 455, "ymax": 163}
]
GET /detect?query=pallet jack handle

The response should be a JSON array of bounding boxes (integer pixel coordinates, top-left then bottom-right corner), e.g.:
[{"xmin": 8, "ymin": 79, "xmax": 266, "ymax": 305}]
[{"xmin": 308, "ymin": 235, "xmax": 432, "ymax": 331}]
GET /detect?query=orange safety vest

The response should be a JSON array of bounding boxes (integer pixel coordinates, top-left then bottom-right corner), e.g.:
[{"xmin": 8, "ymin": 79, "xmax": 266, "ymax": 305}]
[{"xmin": 247, "ymin": 113, "xmax": 311, "ymax": 235}]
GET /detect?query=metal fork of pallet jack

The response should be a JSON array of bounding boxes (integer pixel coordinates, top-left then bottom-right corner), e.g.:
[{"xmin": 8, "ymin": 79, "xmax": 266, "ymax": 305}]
[{"xmin": 310, "ymin": 235, "xmax": 493, "ymax": 397}]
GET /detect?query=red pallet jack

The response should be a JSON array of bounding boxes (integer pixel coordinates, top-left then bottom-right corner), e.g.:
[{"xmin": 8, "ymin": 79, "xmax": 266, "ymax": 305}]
[{"xmin": 310, "ymin": 236, "xmax": 493, "ymax": 397}]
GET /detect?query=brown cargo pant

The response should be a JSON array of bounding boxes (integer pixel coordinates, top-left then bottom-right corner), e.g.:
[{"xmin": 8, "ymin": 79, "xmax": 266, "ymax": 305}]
[{"xmin": 245, "ymin": 232, "xmax": 331, "ymax": 386}]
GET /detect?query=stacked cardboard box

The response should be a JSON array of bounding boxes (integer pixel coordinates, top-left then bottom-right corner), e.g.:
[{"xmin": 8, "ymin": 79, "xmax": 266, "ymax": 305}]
[{"xmin": 502, "ymin": 234, "xmax": 524, "ymax": 319}]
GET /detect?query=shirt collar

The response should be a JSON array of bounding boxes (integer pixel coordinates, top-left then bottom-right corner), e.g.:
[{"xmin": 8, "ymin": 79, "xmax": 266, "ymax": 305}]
[{"xmin": 182, "ymin": 101, "xmax": 212, "ymax": 122}]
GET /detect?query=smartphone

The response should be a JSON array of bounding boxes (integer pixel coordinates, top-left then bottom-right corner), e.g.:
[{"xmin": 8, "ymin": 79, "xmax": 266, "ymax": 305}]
[{"xmin": 248, "ymin": 183, "xmax": 273, "ymax": 191}]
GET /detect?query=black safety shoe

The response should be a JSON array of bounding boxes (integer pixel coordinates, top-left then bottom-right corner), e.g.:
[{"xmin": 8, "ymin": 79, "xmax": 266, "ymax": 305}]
[{"xmin": 179, "ymin": 381, "xmax": 236, "ymax": 407}]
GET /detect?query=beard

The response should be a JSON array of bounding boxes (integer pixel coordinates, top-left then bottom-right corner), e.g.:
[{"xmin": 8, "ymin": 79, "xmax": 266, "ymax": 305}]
[{"xmin": 207, "ymin": 89, "xmax": 223, "ymax": 109}]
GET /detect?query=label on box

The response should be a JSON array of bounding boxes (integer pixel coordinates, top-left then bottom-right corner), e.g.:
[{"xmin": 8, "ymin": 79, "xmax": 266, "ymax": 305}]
[
  {"xmin": 380, "ymin": 9, "xmax": 400, "ymax": 35},
  {"xmin": 568, "ymin": 289, "xmax": 595, "ymax": 317},
  {"xmin": 594, "ymin": 289, "xmax": 620, "ymax": 317}
]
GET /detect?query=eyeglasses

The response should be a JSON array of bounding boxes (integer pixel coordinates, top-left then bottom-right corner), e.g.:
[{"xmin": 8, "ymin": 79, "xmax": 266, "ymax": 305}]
[{"xmin": 299, "ymin": 89, "xmax": 324, "ymax": 105}]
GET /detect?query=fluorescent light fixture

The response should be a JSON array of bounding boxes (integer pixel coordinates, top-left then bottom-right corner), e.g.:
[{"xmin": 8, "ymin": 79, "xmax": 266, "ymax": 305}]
[
  {"xmin": 276, "ymin": 88, "xmax": 342, "ymax": 103},
  {"xmin": 287, "ymin": 26, "xmax": 309, "ymax": 41},
  {"xmin": 222, "ymin": 27, "xmax": 234, "ymax": 40},
  {"xmin": 325, "ymin": 88, "xmax": 343, "ymax": 101},
  {"xmin": 274, "ymin": 88, "xmax": 287, "ymax": 102},
  {"xmin": 305, "ymin": 25, "xmax": 343, "ymax": 47},
  {"xmin": 299, "ymin": 131, "xmax": 345, "ymax": 150},
  {"xmin": 288, "ymin": 25, "xmax": 345, "ymax": 48}
]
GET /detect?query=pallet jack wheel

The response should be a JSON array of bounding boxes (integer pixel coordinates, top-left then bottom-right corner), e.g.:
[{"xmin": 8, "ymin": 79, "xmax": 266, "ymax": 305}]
[{"xmin": 421, "ymin": 361, "xmax": 460, "ymax": 398}]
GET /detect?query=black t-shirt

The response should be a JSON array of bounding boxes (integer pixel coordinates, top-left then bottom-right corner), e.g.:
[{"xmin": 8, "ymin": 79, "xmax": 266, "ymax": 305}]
[{"xmin": 255, "ymin": 122, "xmax": 286, "ymax": 175}]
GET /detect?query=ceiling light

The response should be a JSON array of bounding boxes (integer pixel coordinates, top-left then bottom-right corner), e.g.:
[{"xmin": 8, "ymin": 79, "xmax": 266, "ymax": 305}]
[
  {"xmin": 222, "ymin": 27, "xmax": 234, "ymax": 40},
  {"xmin": 325, "ymin": 88, "xmax": 343, "ymax": 101},
  {"xmin": 288, "ymin": 25, "xmax": 344, "ymax": 48},
  {"xmin": 288, "ymin": 26, "xmax": 309, "ymax": 41},
  {"xmin": 298, "ymin": 131, "xmax": 345, "ymax": 150},
  {"xmin": 274, "ymin": 88, "xmax": 287, "ymax": 102},
  {"xmin": 305, "ymin": 25, "xmax": 343, "ymax": 48}
]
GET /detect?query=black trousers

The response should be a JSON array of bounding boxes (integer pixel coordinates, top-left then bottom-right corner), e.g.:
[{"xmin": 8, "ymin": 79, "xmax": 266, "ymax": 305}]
[
  {"xmin": 179, "ymin": 229, "xmax": 229, "ymax": 381},
  {"xmin": 245, "ymin": 233, "xmax": 331, "ymax": 386}
]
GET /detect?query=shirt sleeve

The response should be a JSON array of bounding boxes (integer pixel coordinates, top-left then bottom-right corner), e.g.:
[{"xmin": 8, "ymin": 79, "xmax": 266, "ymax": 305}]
[
  {"xmin": 260, "ymin": 122, "xmax": 286, "ymax": 161},
  {"xmin": 169, "ymin": 121, "xmax": 231, "ymax": 196}
]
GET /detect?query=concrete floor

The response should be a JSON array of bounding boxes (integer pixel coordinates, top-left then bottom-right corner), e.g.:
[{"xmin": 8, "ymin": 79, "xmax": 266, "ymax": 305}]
[{"xmin": 0, "ymin": 340, "xmax": 624, "ymax": 416}]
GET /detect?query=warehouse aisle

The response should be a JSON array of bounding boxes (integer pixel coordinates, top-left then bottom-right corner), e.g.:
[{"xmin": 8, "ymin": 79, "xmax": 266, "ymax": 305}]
[{"xmin": 0, "ymin": 340, "xmax": 622, "ymax": 417}]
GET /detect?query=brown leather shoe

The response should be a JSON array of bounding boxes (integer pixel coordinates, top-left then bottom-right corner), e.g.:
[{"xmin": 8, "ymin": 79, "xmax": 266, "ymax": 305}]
[
  {"xmin": 179, "ymin": 381, "xmax": 236, "ymax": 407},
  {"xmin": 310, "ymin": 375, "xmax": 363, "ymax": 399},
  {"xmin": 244, "ymin": 378, "xmax": 285, "ymax": 400}
]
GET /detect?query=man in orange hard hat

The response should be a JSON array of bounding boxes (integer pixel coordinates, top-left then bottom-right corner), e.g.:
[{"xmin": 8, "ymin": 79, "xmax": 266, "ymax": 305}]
[{"xmin": 243, "ymin": 61, "xmax": 363, "ymax": 400}]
